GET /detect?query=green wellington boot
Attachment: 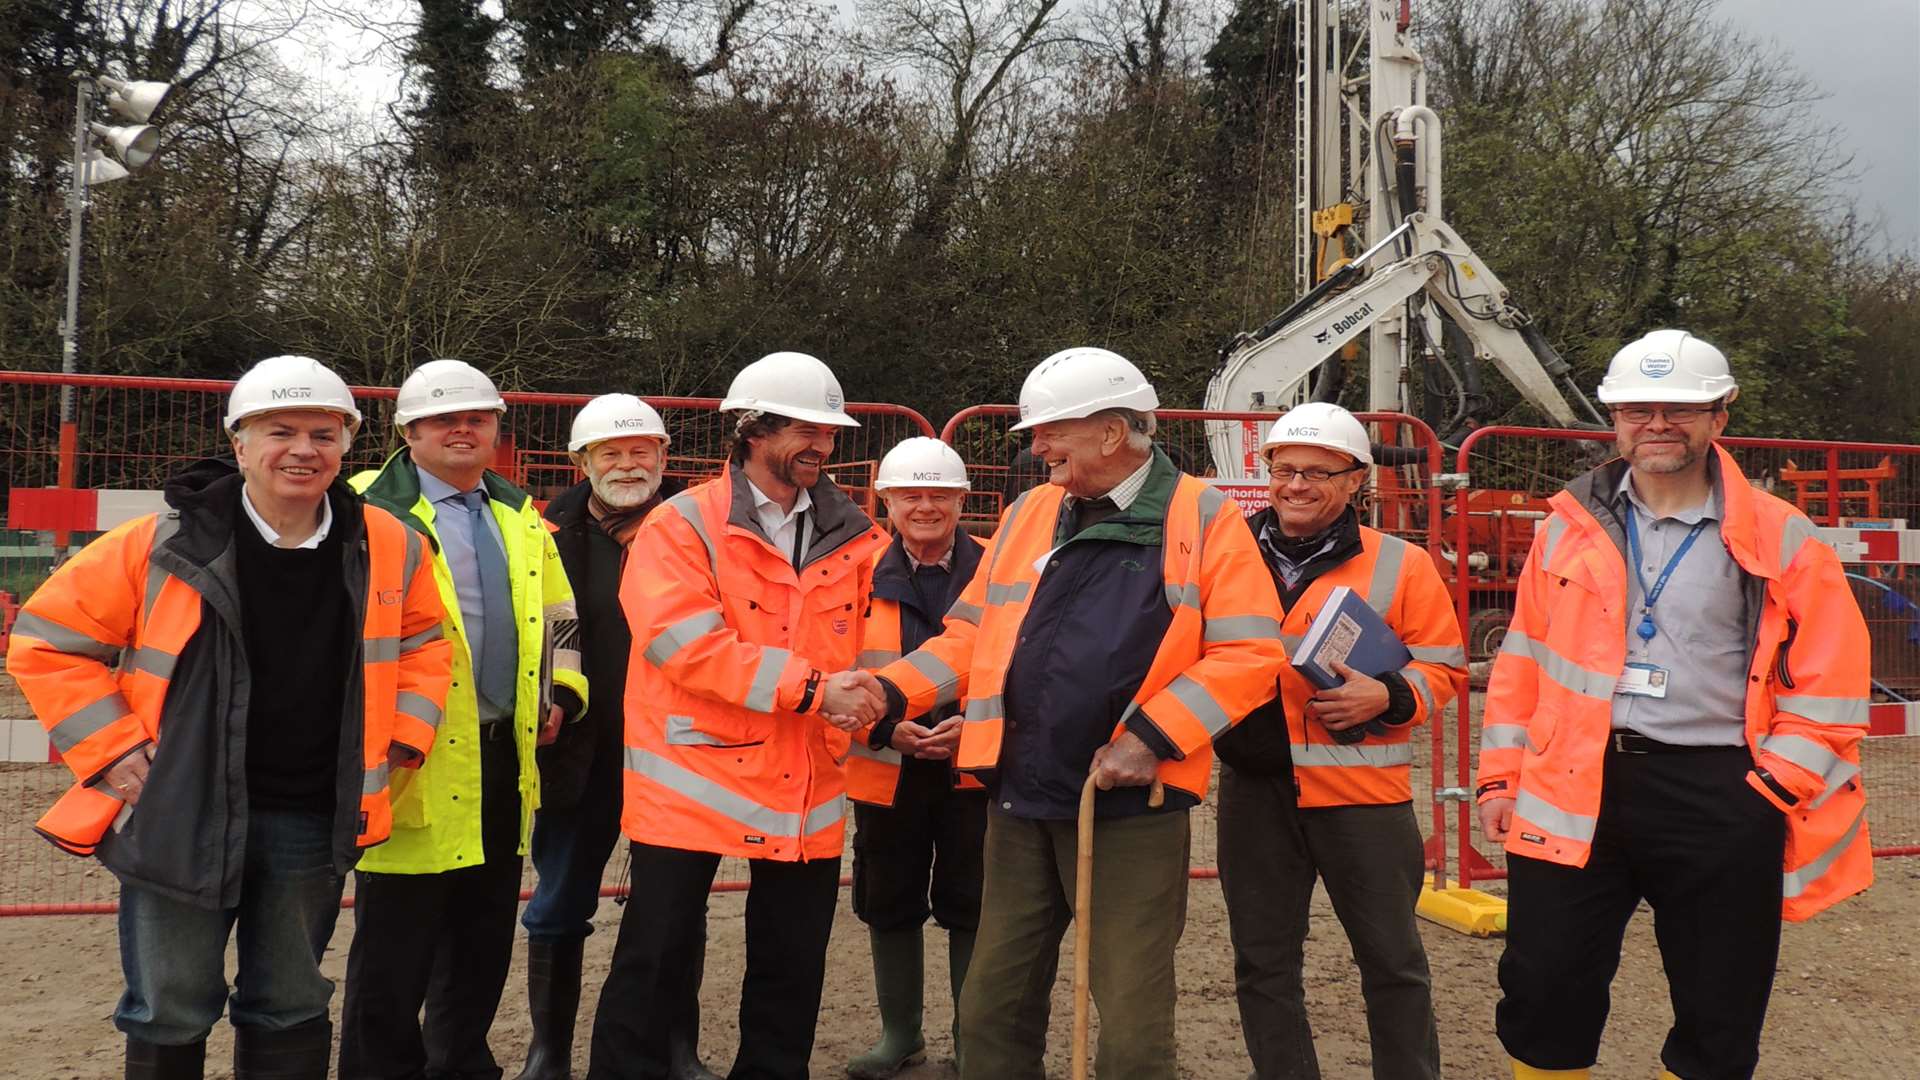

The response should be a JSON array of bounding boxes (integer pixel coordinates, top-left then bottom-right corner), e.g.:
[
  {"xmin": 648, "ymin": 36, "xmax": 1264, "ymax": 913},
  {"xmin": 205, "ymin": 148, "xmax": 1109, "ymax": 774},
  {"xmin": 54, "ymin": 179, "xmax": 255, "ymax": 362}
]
[{"xmin": 847, "ymin": 927, "xmax": 927, "ymax": 1079}]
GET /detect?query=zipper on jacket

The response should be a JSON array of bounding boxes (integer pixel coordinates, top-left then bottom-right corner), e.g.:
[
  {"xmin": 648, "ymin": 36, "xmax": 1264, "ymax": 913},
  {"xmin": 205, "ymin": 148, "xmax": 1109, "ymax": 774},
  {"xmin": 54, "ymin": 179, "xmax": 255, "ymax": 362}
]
[{"xmin": 1775, "ymin": 617, "xmax": 1799, "ymax": 690}]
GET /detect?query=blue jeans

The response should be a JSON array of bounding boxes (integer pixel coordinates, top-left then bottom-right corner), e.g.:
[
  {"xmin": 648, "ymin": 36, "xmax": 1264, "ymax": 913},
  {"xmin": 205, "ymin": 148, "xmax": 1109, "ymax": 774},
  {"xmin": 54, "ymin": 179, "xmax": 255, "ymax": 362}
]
[
  {"xmin": 522, "ymin": 744, "xmax": 623, "ymax": 941},
  {"xmin": 115, "ymin": 809, "xmax": 345, "ymax": 1045}
]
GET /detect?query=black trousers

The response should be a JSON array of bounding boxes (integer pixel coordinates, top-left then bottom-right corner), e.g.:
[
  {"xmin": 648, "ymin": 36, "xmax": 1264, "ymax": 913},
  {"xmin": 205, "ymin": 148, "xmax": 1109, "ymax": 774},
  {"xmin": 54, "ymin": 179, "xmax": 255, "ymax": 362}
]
[
  {"xmin": 586, "ymin": 842, "xmax": 841, "ymax": 1080},
  {"xmin": 1216, "ymin": 768, "xmax": 1439, "ymax": 1080},
  {"xmin": 1496, "ymin": 744, "xmax": 1787, "ymax": 1080},
  {"xmin": 340, "ymin": 728, "xmax": 526, "ymax": 1080},
  {"xmin": 851, "ymin": 768, "xmax": 988, "ymax": 932}
]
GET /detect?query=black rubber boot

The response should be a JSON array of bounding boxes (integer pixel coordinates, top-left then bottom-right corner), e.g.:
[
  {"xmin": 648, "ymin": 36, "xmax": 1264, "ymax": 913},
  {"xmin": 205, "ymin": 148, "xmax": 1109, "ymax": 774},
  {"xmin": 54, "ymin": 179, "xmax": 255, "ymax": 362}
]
[
  {"xmin": 847, "ymin": 926, "xmax": 927, "ymax": 1079},
  {"xmin": 668, "ymin": 928, "xmax": 721, "ymax": 1080},
  {"xmin": 125, "ymin": 1036, "xmax": 206, "ymax": 1080},
  {"xmin": 233, "ymin": 1017, "xmax": 331, "ymax": 1079},
  {"xmin": 514, "ymin": 937, "xmax": 585, "ymax": 1080},
  {"xmin": 947, "ymin": 928, "xmax": 976, "ymax": 1072}
]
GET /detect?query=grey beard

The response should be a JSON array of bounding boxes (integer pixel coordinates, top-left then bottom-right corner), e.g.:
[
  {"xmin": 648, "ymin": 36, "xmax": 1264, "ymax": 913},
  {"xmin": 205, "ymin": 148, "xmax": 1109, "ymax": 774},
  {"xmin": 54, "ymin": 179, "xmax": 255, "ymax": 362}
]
[{"xmin": 590, "ymin": 471, "xmax": 659, "ymax": 508}]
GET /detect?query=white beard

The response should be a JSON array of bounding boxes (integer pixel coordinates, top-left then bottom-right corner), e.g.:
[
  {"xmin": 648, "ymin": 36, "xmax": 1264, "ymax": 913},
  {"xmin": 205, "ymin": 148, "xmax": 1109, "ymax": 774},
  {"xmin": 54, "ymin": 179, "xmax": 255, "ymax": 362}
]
[{"xmin": 590, "ymin": 467, "xmax": 661, "ymax": 509}]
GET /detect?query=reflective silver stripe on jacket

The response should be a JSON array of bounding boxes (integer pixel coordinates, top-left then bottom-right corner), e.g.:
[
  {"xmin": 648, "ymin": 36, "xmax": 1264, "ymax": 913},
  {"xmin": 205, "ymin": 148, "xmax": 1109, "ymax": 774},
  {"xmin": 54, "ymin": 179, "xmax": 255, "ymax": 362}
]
[
  {"xmin": 1289, "ymin": 741, "xmax": 1413, "ymax": 768},
  {"xmin": 1782, "ymin": 805, "xmax": 1865, "ymax": 899},
  {"xmin": 1203, "ymin": 614, "xmax": 1283, "ymax": 643},
  {"xmin": 402, "ymin": 527, "xmax": 425, "ymax": 594},
  {"xmin": 1399, "ymin": 666, "xmax": 1438, "ymax": 718},
  {"xmin": 1500, "ymin": 630, "xmax": 1616, "ymax": 700},
  {"xmin": 1366, "ymin": 535, "xmax": 1408, "ymax": 616},
  {"xmin": 665, "ymin": 714, "xmax": 730, "ymax": 747},
  {"xmin": 627, "ymin": 747, "xmax": 845, "ymax": 838},
  {"xmin": 1408, "ymin": 644, "xmax": 1467, "ymax": 666},
  {"xmin": 1514, "ymin": 789, "xmax": 1598, "ymax": 844},
  {"xmin": 1775, "ymin": 694, "xmax": 1868, "ymax": 728},
  {"xmin": 47, "ymin": 691, "xmax": 133, "ymax": 754},
  {"xmin": 1757, "ymin": 733, "xmax": 1859, "ymax": 808},
  {"xmin": 848, "ymin": 741, "xmax": 902, "ymax": 765},
  {"xmin": 964, "ymin": 694, "xmax": 1005, "ymax": 724},
  {"xmin": 745, "ymin": 648, "xmax": 791, "ymax": 713},
  {"xmin": 859, "ymin": 649, "xmax": 903, "ymax": 668},
  {"xmin": 125, "ymin": 645, "xmax": 178, "ymax": 680},
  {"xmin": 986, "ymin": 581, "xmax": 1031, "ymax": 606},
  {"xmin": 1165, "ymin": 673, "xmax": 1235, "ymax": 739},
  {"xmin": 10, "ymin": 611, "xmax": 120, "ymax": 662},
  {"xmin": 1540, "ymin": 515, "xmax": 1569, "ymax": 572},
  {"xmin": 399, "ymin": 625, "xmax": 445, "ymax": 654},
  {"xmin": 946, "ymin": 599, "xmax": 984, "ymax": 626},
  {"xmin": 644, "ymin": 611, "xmax": 725, "ymax": 668},
  {"xmin": 1777, "ymin": 514, "xmax": 1820, "ymax": 574},
  {"xmin": 1479, "ymin": 722, "xmax": 1529, "ymax": 751},
  {"xmin": 1166, "ymin": 581, "xmax": 1202, "ymax": 613},
  {"xmin": 901, "ymin": 651, "xmax": 963, "ymax": 709},
  {"xmin": 365, "ymin": 637, "xmax": 402, "ymax": 664},
  {"xmin": 667, "ymin": 492, "xmax": 719, "ymax": 569},
  {"xmin": 364, "ymin": 761, "xmax": 390, "ymax": 795},
  {"xmin": 396, "ymin": 690, "xmax": 443, "ymax": 730}
]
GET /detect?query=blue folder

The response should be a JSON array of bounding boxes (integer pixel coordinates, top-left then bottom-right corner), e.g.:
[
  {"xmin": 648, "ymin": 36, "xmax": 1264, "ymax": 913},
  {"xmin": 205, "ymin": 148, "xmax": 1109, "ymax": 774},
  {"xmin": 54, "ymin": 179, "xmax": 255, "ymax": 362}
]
[{"xmin": 1291, "ymin": 585, "xmax": 1412, "ymax": 691}]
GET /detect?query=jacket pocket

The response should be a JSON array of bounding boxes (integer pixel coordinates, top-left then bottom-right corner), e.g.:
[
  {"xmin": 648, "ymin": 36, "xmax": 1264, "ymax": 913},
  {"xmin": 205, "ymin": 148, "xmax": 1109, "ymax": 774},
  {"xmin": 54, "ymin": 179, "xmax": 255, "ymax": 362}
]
[
  {"xmin": 665, "ymin": 712, "xmax": 769, "ymax": 749},
  {"xmin": 388, "ymin": 764, "xmax": 432, "ymax": 829}
]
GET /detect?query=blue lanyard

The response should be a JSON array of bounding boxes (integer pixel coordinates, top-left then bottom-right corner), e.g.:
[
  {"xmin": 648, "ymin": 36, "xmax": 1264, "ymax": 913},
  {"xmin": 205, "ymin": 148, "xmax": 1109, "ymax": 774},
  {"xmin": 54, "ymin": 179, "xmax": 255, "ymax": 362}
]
[{"xmin": 1623, "ymin": 503, "xmax": 1708, "ymax": 643}]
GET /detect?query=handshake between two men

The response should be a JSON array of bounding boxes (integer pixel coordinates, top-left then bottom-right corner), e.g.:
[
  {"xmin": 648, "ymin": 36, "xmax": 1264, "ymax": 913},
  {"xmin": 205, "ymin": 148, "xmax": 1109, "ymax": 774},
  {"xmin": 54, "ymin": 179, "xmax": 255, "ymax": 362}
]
[{"xmin": 815, "ymin": 670, "xmax": 964, "ymax": 760}]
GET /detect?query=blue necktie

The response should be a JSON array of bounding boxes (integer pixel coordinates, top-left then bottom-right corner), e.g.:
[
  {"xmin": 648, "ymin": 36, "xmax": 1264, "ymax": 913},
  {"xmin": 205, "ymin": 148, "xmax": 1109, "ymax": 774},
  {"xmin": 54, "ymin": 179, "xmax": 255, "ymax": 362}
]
[{"xmin": 463, "ymin": 490, "xmax": 517, "ymax": 718}]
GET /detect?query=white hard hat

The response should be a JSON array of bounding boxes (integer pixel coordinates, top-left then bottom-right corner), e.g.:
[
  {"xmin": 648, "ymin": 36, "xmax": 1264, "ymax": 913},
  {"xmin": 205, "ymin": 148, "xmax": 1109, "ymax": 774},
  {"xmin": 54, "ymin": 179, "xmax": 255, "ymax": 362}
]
[
  {"xmin": 721, "ymin": 352, "xmax": 859, "ymax": 428},
  {"xmin": 1597, "ymin": 329, "xmax": 1739, "ymax": 405},
  {"xmin": 1259, "ymin": 402, "xmax": 1373, "ymax": 467},
  {"xmin": 569, "ymin": 394, "xmax": 670, "ymax": 453},
  {"xmin": 875, "ymin": 437, "xmax": 970, "ymax": 491},
  {"xmin": 1009, "ymin": 347, "xmax": 1160, "ymax": 431},
  {"xmin": 393, "ymin": 359, "xmax": 508, "ymax": 429},
  {"xmin": 224, "ymin": 355, "xmax": 363, "ymax": 436}
]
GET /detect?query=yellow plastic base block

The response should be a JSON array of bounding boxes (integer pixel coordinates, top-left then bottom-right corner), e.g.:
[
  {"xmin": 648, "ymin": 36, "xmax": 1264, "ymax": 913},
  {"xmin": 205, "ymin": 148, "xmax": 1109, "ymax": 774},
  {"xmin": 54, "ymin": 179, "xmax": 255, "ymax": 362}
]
[
  {"xmin": 1416, "ymin": 875, "xmax": 1509, "ymax": 937},
  {"xmin": 1510, "ymin": 1062, "xmax": 1590, "ymax": 1079}
]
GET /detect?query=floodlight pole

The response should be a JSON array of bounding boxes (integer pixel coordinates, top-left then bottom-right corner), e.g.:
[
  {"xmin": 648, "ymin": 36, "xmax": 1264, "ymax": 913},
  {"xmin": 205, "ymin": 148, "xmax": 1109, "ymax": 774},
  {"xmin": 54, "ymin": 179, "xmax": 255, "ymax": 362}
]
[{"xmin": 55, "ymin": 74, "xmax": 96, "ymax": 548}]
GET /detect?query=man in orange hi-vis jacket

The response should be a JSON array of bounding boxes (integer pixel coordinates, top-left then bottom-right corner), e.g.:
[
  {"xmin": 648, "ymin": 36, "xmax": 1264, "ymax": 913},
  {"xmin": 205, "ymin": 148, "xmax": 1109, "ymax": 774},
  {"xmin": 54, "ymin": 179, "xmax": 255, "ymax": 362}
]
[
  {"xmin": 1476, "ymin": 330, "xmax": 1872, "ymax": 1080},
  {"xmin": 6, "ymin": 356, "xmax": 451, "ymax": 1080},
  {"xmin": 586, "ymin": 351, "xmax": 891, "ymax": 1080},
  {"xmin": 867, "ymin": 347, "xmax": 1288, "ymax": 1080}
]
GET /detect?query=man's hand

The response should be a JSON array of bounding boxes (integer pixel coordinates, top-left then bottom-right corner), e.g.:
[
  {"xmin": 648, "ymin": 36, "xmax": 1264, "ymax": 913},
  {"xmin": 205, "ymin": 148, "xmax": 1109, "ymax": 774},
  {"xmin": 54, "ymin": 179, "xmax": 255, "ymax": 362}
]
[
  {"xmin": 919, "ymin": 716, "xmax": 963, "ymax": 759},
  {"xmin": 101, "ymin": 744, "xmax": 155, "ymax": 806},
  {"xmin": 1307, "ymin": 661, "xmax": 1390, "ymax": 732},
  {"xmin": 1089, "ymin": 730, "xmax": 1159, "ymax": 791},
  {"xmin": 1478, "ymin": 797, "xmax": 1515, "ymax": 843},
  {"xmin": 538, "ymin": 703, "xmax": 565, "ymax": 746},
  {"xmin": 888, "ymin": 720, "xmax": 950, "ymax": 760},
  {"xmin": 388, "ymin": 744, "xmax": 426, "ymax": 771},
  {"xmin": 820, "ymin": 670, "xmax": 885, "ymax": 731}
]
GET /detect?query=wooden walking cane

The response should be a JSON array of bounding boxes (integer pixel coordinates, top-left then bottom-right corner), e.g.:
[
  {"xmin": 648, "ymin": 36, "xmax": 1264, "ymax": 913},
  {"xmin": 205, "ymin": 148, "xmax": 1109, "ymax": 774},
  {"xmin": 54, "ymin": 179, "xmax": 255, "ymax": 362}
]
[{"xmin": 1072, "ymin": 772, "xmax": 1164, "ymax": 1080}]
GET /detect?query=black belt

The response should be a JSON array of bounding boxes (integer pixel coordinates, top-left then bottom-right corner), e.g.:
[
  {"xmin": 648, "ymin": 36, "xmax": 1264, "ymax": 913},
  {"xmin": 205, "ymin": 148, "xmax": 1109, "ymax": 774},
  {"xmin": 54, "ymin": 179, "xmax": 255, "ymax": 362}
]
[{"xmin": 1608, "ymin": 731, "xmax": 1742, "ymax": 755}]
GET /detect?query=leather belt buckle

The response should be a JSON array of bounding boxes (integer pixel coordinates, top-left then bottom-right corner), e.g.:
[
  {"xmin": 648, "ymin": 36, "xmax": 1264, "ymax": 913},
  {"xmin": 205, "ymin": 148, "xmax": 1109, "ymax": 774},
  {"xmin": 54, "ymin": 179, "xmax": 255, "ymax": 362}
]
[{"xmin": 1611, "ymin": 731, "xmax": 1648, "ymax": 755}]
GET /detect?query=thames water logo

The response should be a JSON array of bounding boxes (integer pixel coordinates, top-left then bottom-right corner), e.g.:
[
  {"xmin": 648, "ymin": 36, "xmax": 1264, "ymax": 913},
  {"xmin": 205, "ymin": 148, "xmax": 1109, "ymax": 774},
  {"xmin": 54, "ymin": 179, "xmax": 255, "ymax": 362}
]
[
  {"xmin": 826, "ymin": 391, "xmax": 844, "ymax": 411},
  {"xmin": 1639, "ymin": 353, "xmax": 1676, "ymax": 378}
]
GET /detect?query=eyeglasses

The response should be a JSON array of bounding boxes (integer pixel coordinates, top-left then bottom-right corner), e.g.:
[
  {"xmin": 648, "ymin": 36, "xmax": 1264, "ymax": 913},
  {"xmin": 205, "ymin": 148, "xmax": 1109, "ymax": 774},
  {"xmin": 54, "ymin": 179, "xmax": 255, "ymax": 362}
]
[
  {"xmin": 1268, "ymin": 463, "xmax": 1367, "ymax": 484},
  {"xmin": 1611, "ymin": 404, "xmax": 1720, "ymax": 425}
]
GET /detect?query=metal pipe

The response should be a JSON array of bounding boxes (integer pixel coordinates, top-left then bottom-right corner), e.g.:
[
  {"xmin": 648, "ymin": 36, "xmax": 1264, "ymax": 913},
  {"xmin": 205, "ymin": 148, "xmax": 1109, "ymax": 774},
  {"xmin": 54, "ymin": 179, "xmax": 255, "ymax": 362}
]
[
  {"xmin": 60, "ymin": 75, "xmax": 93, "ymax": 425},
  {"xmin": 1393, "ymin": 104, "xmax": 1442, "ymax": 216}
]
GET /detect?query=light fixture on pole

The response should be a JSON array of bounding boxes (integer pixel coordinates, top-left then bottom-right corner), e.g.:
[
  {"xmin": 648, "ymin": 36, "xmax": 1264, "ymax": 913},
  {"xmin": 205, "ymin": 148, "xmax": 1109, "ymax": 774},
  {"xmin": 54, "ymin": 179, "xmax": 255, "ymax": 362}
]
[{"xmin": 55, "ymin": 71, "xmax": 173, "ymax": 551}]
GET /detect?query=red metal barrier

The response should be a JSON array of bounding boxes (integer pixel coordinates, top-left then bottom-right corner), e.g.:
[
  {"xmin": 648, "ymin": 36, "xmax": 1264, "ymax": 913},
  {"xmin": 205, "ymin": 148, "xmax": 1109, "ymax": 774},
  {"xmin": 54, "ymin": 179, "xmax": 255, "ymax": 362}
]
[
  {"xmin": 1447, "ymin": 428, "xmax": 1920, "ymax": 889},
  {"xmin": 0, "ymin": 371, "xmax": 936, "ymax": 916}
]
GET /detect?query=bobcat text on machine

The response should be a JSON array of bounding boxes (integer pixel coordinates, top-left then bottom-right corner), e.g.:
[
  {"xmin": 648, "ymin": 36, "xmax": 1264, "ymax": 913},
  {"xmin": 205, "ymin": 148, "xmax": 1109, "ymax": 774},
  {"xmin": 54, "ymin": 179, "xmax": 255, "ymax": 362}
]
[{"xmin": 1203, "ymin": 0, "xmax": 1604, "ymax": 479}]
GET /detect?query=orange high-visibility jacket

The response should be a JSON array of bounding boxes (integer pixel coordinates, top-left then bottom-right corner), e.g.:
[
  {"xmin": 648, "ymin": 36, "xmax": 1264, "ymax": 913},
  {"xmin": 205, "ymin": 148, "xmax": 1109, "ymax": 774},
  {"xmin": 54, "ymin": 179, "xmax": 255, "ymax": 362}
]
[
  {"xmin": 875, "ymin": 469, "xmax": 1288, "ymax": 805},
  {"xmin": 1274, "ymin": 527, "xmax": 1465, "ymax": 807},
  {"xmin": 621, "ymin": 466, "xmax": 889, "ymax": 860},
  {"xmin": 9, "ymin": 499, "xmax": 451, "ymax": 870},
  {"xmin": 846, "ymin": 543, "xmax": 986, "ymax": 807},
  {"xmin": 1476, "ymin": 446, "xmax": 1872, "ymax": 921}
]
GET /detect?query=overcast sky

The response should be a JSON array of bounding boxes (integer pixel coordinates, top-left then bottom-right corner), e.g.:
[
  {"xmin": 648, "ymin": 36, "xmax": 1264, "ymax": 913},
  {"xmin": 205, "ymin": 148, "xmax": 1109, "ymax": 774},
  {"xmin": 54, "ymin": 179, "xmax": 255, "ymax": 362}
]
[
  {"xmin": 278, "ymin": 0, "xmax": 1920, "ymax": 254},
  {"xmin": 1736, "ymin": 0, "xmax": 1920, "ymax": 254}
]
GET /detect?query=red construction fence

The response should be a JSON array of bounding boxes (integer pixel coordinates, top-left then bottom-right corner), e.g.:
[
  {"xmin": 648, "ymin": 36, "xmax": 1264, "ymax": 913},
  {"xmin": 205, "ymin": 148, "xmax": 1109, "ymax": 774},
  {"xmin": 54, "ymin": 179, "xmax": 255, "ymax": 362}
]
[{"xmin": 2, "ymin": 376, "xmax": 1916, "ymax": 915}]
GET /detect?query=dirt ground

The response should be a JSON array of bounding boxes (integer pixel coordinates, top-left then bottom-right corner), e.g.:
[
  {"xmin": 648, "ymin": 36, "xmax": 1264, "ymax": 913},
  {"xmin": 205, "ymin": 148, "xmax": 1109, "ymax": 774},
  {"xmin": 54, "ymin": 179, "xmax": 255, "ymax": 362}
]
[
  {"xmin": 4, "ymin": 669, "xmax": 1919, "ymax": 1077},
  {"xmin": 2, "ymin": 841, "xmax": 1917, "ymax": 1078}
]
